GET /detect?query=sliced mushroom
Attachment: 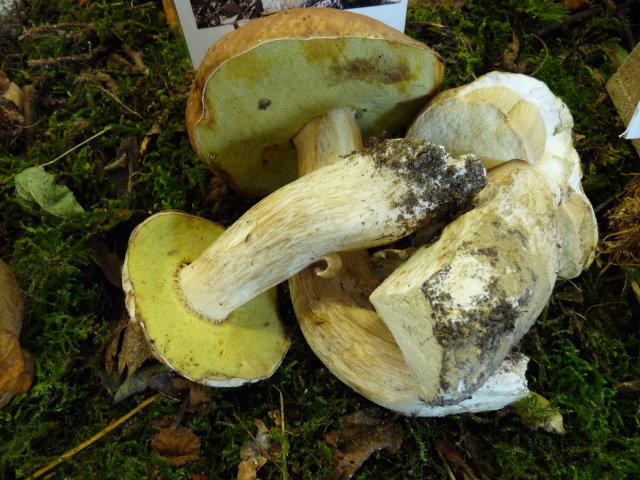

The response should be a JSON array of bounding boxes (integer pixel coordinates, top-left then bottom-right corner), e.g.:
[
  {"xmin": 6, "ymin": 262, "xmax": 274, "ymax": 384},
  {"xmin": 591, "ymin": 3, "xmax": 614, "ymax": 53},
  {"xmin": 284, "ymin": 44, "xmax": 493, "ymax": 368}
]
[
  {"xmin": 370, "ymin": 161, "xmax": 559, "ymax": 403},
  {"xmin": 367, "ymin": 72, "xmax": 597, "ymax": 404},
  {"xmin": 289, "ymin": 104, "xmax": 526, "ymax": 415},
  {"xmin": 407, "ymin": 72, "xmax": 574, "ymax": 168}
]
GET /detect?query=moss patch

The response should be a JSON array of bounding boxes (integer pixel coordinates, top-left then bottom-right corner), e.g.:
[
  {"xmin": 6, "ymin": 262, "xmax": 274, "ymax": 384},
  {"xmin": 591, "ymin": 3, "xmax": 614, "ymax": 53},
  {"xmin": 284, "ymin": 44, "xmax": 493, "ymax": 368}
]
[{"xmin": 1, "ymin": 1, "xmax": 639, "ymax": 479}]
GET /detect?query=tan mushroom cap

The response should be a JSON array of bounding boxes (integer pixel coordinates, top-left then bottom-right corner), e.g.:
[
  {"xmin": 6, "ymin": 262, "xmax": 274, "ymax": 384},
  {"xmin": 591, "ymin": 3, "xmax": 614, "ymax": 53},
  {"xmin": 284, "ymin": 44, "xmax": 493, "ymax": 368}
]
[
  {"xmin": 122, "ymin": 211, "xmax": 290, "ymax": 387},
  {"xmin": 186, "ymin": 8, "xmax": 444, "ymax": 197}
]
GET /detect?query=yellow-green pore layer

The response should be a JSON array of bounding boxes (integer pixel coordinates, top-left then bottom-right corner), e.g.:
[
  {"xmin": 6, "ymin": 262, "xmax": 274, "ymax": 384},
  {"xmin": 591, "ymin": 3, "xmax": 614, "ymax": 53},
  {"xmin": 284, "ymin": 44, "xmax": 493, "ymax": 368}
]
[
  {"xmin": 187, "ymin": 9, "xmax": 444, "ymax": 197},
  {"xmin": 125, "ymin": 211, "xmax": 290, "ymax": 386}
]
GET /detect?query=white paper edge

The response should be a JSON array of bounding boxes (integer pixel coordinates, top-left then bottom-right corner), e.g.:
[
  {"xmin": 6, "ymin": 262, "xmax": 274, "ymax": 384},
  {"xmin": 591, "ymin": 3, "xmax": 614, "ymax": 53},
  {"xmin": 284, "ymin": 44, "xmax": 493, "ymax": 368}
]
[
  {"xmin": 172, "ymin": 0, "xmax": 409, "ymax": 69},
  {"xmin": 621, "ymin": 100, "xmax": 640, "ymax": 140}
]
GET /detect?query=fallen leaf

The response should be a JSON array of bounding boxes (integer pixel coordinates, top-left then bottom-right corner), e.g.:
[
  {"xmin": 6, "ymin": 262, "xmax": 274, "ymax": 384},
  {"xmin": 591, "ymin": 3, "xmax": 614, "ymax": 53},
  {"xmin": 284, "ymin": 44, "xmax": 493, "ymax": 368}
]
[
  {"xmin": 564, "ymin": 0, "xmax": 587, "ymax": 9},
  {"xmin": 502, "ymin": 31, "xmax": 527, "ymax": 73},
  {"xmin": 118, "ymin": 320, "xmax": 152, "ymax": 376},
  {"xmin": 436, "ymin": 435, "xmax": 484, "ymax": 480},
  {"xmin": 90, "ymin": 240, "xmax": 124, "ymax": 290},
  {"xmin": 15, "ymin": 166, "xmax": 85, "ymax": 220},
  {"xmin": 105, "ymin": 137, "xmax": 140, "ymax": 198},
  {"xmin": 0, "ymin": 259, "xmax": 33, "ymax": 408},
  {"xmin": 238, "ymin": 419, "xmax": 273, "ymax": 480},
  {"xmin": 104, "ymin": 317, "xmax": 152, "ymax": 378},
  {"xmin": 170, "ymin": 377, "xmax": 214, "ymax": 414},
  {"xmin": 325, "ymin": 408, "xmax": 403, "ymax": 480},
  {"xmin": 113, "ymin": 364, "xmax": 171, "ymax": 403},
  {"xmin": 0, "ymin": 71, "xmax": 26, "ymax": 142},
  {"xmin": 0, "ymin": 330, "xmax": 34, "ymax": 408},
  {"xmin": 152, "ymin": 426, "xmax": 201, "ymax": 466}
]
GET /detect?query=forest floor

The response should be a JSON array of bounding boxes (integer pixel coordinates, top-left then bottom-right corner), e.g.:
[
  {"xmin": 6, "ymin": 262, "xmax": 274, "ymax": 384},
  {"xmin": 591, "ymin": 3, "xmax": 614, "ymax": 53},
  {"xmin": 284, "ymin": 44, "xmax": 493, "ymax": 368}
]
[{"xmin": 1, "ymin": 1, "xmax": 639, "ymax": 479}]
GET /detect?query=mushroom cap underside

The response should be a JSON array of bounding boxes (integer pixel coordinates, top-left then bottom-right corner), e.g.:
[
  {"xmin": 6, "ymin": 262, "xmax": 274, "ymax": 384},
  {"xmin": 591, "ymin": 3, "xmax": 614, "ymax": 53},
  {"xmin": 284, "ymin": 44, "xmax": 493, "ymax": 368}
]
[
  {"xmin": 123, "ymin": 211, "xmax": 290, "ymax": 386},
  {"xmin": 289, "ymin": 251, "xmax": 529, "ymax": 416},
  {"xmin": 186, "ymin": 8, "xmax": 444, "ymax": 197}
]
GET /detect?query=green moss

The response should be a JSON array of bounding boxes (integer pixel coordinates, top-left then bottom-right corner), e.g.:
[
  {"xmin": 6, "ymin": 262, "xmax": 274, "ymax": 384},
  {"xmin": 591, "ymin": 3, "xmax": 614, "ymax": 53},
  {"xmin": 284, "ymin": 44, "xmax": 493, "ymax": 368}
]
[{"xmin": 1, "ymin": 0, "xmax": 639, "ymax": 479}]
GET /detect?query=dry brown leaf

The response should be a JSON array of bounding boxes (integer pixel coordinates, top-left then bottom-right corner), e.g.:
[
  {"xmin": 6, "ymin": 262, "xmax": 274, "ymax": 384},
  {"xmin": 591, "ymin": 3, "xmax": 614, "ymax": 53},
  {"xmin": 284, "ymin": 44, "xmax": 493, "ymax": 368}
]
[
  {"xmin": 90, "ymin": 239, "xmax": 124, "ymax": 290},
  {"xmin": 0, "ymin": 71, "xmax": 26, "ymax": 143},
  {"xmin": 152, "ymin": 426, "xmax": 201, "ymax": 466},
  {"xmin": 436, "ymin": 435, "xmax": 486, "ymax": 480},
  {"xmin": 237, "ymin": 419, "xmax": 273, "ymax": 480},
  {"xmin": 118, "ymin": 320, "xmax": 150, "ymax": 375},
  {"xmin": 0, "ymin": 258, "xmax": 23, "ymax": 335},
  {"xmin": 564, "ymin": 0, "xmax": 588, "ymax": 9},
  {"xmin": 162, "ymin": 0, "xmax": 178, "ymax": 27},
  {"xmin": 0, "ymin": 330, "xmax": 34, "ymax": 408},
  {"xmin": 104, "ymin": 316, "xmax": 152, "ymax": 379},
  {"xmin": 169, "ymin": 377, "xmax": 214, "ymax": 414},
  {"xmin": 325, "ymin": 408, "xmax": 404, "ymax": 480},
  {"xmin": 0, "ymin": 259, "xmax": 33, "ymax": 408},
  {"xmin": 502, "ymin": 31, "xmax": 528, "ymax": 73}
]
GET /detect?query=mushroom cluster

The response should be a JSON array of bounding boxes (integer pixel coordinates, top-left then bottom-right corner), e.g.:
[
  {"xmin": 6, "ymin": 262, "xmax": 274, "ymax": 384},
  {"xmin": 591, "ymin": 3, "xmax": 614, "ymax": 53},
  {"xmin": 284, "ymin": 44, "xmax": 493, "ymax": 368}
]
[{"xmin": 123, "ymin": 9, "xmax": 597, "ymax": 416}]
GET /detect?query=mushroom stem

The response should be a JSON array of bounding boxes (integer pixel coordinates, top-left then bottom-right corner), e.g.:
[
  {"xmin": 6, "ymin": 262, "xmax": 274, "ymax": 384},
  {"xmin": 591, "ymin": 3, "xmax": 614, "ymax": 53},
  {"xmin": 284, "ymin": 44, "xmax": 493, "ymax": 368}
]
[
  {"xmin": 293, "ymin": 108, "xmax": 363, "ymax": 175},
  {"xmin": 178, "ymin": 109, "xmax": 486, "ymax": 322}
]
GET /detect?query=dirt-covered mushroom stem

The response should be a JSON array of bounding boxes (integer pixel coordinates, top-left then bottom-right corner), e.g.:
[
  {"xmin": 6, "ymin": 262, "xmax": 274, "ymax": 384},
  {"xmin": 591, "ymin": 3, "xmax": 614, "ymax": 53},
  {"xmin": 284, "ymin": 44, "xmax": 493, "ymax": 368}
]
[{"xmin": 179, "ymin": 108, "xmax": 487, "ymax": 322}]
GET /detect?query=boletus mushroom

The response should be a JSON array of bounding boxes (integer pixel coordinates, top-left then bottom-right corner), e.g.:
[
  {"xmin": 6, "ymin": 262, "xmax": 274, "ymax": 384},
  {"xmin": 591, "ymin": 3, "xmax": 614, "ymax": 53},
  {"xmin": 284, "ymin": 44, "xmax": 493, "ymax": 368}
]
[
  {"xmin": 122, "ymin": 212, "xmax": 289, "ymax": 386},
  {"xmin": 185, "ymin": 8, "xmax": 444, "ymax": 197},
  {"xmin": 372, "ymin": 72, "xmax": 597, "ymax": 404},
  {"xmin": 292, "ymin": 72, "xmax": 597, "ymax": 414},
  {"xmin": 289, "ymin": 111, "xmax": 526, "ymax": 416},
  {"xmin": 124, "ymin": 9, "xmax": 466, "ymax": 386}
]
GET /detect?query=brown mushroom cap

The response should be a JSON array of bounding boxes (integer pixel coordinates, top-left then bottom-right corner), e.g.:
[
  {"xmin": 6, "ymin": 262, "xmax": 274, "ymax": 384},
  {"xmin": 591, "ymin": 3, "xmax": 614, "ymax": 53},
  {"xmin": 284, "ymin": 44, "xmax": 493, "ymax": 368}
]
[{"xmin": 186, "ymin": 8, "xmax": 444, "ymax": 197}]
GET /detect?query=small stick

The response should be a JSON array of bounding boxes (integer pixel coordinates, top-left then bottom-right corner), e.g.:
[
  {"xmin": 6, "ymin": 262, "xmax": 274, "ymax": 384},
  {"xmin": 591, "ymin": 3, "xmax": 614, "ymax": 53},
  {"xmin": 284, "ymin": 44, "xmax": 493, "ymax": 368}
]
[
  {"xmin": 95, "ymin": 85, "xmax": 143, "ymax": 118},
  {"xmin": 19, "ymin": 23, "xmax": 96, "ymax": 40},
  {"xmin": 40, "ymin": 126, "xmax": 112, "ymax": 168},
  {"xmin": 535, "ymin": 7, "xmax": 603, "ymax": 38},
  {"xmin": 27, "ymin": 53, "xmax": 92, "ymax": 67},
  {"xmin": 25, "ymin": 393, "xmax": 162, "ymax": 480}
]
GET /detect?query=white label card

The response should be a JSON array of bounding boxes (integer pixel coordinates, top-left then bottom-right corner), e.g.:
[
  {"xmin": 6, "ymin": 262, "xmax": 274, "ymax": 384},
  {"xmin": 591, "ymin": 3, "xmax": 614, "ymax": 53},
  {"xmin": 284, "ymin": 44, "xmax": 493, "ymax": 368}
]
[
  {"xmin": 172, "ymin": 0, "xmax": 409, "ymax": 69},
  {"xmin": 622, "ymin": 101, "xmax": 640, "ymax": 140}
]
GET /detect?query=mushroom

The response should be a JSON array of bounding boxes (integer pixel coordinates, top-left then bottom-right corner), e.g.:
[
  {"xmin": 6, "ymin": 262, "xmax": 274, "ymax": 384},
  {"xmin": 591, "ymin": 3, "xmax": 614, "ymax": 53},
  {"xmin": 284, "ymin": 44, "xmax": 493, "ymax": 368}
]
[
  {"xmin": 289, "ymin": 108, "xmax": 527, "ymax": 416},
  {"xmin": 369, "ymin": 72, "xmax": 598, "ymax": 404},
  {"xmin": 124, "ymin": 9, "xmax": 462, "ymax": 385},
  {"xmin": 292, "ymin": 72, "xmax": 597, "ymax": 414},
  {"xmin": 122, "ymin": 211, "xmax": 290, "ymax": 386},
  {"xmin": 185, "ymin": 8, "xmax": 445, "ymax": 197}
]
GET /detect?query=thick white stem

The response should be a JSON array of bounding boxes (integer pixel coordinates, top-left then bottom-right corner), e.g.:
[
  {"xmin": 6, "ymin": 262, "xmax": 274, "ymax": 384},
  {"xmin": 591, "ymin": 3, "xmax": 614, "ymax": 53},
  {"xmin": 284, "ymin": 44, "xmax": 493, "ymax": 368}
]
[{"xmin": 179, "ymin": 110, "xmax": 486, "ymax": 322}]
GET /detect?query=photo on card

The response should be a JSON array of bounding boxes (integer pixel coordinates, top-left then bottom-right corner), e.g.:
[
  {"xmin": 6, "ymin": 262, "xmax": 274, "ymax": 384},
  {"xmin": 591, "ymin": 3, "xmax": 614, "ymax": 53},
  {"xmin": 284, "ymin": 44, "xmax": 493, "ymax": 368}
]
[{"xmin": 172, "ymin": 0, "xmax": 409, "ymax": 68}]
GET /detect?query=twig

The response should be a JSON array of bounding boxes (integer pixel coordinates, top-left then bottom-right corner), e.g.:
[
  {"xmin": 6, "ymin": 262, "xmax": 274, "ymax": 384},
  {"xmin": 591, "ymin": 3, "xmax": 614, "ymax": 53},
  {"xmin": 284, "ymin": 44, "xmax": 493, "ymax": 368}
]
[
  {"xmin": 529, "ymin": 33, "xmax": 549, "ymax": 77},
  {"xmin": 19, "ymin": 23, "xmax": 96, "ymax": 40},
  {"xmin": 95, "ymin": 85, "xmax": 143, "ymax": 118},
  {"xmin": 39, "ymin": 126, "xmax": 112, "ymax": 168},
  {"xmin": 536, "ymin": 7, "xmax": 604, "ymax": 38},
  {"xmin": 27, "ymin": 53, "xmax": 92, "ymax": 67},
  {"xmin": 25, "ymin": 393, "xmax": 162, "ymax": 480}
]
